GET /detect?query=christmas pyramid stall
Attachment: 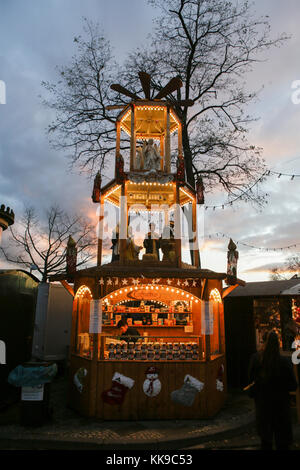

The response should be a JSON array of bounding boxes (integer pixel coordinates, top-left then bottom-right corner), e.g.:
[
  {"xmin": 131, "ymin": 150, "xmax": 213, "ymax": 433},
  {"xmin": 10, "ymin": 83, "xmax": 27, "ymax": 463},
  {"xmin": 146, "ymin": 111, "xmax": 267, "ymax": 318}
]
[{"xmin": 51, "ymin": 73, "xmax": 245, "ymax": 420}]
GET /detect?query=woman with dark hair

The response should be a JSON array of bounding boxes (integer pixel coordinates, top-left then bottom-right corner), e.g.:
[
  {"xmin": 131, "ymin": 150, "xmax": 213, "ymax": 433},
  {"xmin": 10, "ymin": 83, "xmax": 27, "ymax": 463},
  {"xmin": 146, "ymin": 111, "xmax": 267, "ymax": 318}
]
[{"xmin": 248, "ymin": 330, "xmax": 298, "ymax": 450}]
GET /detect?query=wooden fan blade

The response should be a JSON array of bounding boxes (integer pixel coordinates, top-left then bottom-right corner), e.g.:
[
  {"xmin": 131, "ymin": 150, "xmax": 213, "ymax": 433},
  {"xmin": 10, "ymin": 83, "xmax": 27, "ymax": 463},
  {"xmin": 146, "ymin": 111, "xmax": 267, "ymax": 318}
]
[
  {"xmin": 138, "ymin": 71, "xmax": 151, "ymax": 99},
  {"xmin": 105, "ymin": 105, "xmax": 126, "ymax": 110},
  {"xmin": 175, "ymin": 99, "xmax": 195, "ymax": 107},
  {"xmin": 154, "ymin": 77, "xmax": 183, "ymax": 100},
  {"xmin": 111, "ymin": 84, "xmax": 140, "ymax": 100}
]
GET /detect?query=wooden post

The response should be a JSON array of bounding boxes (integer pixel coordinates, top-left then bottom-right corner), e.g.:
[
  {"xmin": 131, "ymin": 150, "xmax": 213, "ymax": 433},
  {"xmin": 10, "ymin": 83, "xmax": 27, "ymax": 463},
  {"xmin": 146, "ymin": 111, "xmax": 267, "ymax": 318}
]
[
  {"xmin": 160, "ymin": 135, "xmax": 164, "ymax": 171},
  {"xmin": 178, "ymin": 123, "xmax": 183, "ymax": 156},
  {"xmin": 115, "ymin": 120, "xmax": 121, "ymax": 174},
  {"xmin": 174, "ymin": 182, "xmax": 181, "ymax": 268},
  {"xmin": 130, "ymin": 105, "xmax": 136, "ymax": 171},
  {"xmin": 164, "ymin": 106, "xmax": 171, "ymax": 173},
  {"xmin": 192, "ymin": 198, "xmax": 200, "ymax": 267},
  {"xmin": 97, "ymin": 193, "xmax": 104, "ymax": 267},
  {"xmin": 119, "ymin": 182, "xmax": 128, "ymax": 264}
]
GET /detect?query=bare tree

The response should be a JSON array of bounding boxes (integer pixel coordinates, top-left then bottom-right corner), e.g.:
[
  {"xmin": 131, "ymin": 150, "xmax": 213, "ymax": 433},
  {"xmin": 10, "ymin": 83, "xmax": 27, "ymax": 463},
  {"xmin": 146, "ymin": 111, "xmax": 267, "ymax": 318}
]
[
  {"xmin": 0, "ymin": 206, "xmax": 96, "ymax": 282},
  {"xmin": 270, "ymin": 256, "xmax": 300, "ymax": 280},
  {"xmin": 42, "ymin": 1, "xmax": 288, "ymax": 203}
]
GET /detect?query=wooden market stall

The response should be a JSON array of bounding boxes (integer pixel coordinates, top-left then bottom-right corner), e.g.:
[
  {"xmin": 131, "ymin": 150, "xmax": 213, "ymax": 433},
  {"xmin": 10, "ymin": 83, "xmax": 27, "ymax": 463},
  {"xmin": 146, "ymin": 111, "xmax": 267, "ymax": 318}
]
[{"xmin": 52, "ymin": 73, "xmax": 245, "ymax": 420}]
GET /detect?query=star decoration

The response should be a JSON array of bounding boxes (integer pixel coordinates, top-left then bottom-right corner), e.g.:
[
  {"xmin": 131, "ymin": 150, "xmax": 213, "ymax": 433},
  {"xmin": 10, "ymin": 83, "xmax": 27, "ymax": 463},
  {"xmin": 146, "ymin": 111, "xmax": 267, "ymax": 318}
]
[
  {"xmin": 99, "ymin": 277, "xmax": 104, "ymax": 285},
  {"xmin": 166, "ymin": 278, "xmax": 172, "ymax": 285},
  {"xmin": 122, "ymin": 279, "xmax": 128, "ymax": 285},
  {"xmin": 177, "ymin": 279, "xmax": 181, "ymax": 286},
  {"xmin": 107, "ymin": 278, "xmax": 113, "ymax": 285}
]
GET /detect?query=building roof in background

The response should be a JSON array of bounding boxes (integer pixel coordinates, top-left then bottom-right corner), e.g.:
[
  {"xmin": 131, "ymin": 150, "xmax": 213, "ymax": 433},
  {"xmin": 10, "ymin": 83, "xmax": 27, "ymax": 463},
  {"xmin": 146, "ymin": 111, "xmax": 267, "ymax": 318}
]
[{"xmin": 227, "ymin": 279, "xmax": 300, "ymax": 298}]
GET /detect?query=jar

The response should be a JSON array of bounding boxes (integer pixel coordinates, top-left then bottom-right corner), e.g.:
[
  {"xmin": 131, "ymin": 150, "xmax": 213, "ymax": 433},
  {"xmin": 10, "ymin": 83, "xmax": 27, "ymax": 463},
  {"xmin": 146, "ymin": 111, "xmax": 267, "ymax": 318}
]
[
  {"xmin": 134, "ymin": 351, "xmax": 141, "ymax": 360},
  {"xmin": 109, "ymin": 351, "xmax": 115, "ymax": 359},
  {"xmin": 147, "ymin": 351, "xmax": 155, "ymax": 360},
  {"xmin": 167, "ymin": 342, "xmax": 173, "ymax": 350},
  {"xmin": 108, "ymin": 343, "xmax": 114, "ymax": 350},
  {"xmin": 141, "ymin": 342, "xmax": 147, "ymax": 350},
  {"xmin": 160, "ymin": 351, "xmax": 166, "ymax": 360},
  {"xmin": 128, "ymin": 342, "xmax": 135, "ymax": 350},
  {"xmin": 154, "ymin": 342, "xmax": 160, "ymax": 350},
  {"xmin": 180, "ymin": 342, "xmax": 186, "ymax": 350},
  {"xmin": 167, "ymin": 352, "xmax": 173, "ymax": 360},
  {"xmin": 173, "ymin": 343, "xmax": 179, "ymax": 351}
]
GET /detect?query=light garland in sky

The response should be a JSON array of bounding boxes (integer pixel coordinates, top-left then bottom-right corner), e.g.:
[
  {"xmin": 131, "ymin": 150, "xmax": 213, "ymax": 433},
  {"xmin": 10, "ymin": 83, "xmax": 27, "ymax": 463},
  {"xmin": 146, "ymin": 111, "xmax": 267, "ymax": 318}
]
[{"xmin": 205, "ymin": 232, "xmax": 300, "ymax": 252}]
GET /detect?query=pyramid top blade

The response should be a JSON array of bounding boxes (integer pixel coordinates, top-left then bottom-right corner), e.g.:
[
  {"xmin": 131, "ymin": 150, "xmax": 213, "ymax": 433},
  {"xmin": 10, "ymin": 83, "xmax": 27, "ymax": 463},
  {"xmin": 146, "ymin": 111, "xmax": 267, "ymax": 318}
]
[
  {"xmin": 154, "ymin": 77, "xmax": 183, "ymax": 100},
  {"xmin": 111, "ymin": 84, "xmax": 140, "ymax": 100},
  {"xmin": 138, "ymin": 72, "xmax": 151, "ymax": 99},
  {"xmin": 175, "ymin": 99, "xmax": 194, "ymax": 107}
]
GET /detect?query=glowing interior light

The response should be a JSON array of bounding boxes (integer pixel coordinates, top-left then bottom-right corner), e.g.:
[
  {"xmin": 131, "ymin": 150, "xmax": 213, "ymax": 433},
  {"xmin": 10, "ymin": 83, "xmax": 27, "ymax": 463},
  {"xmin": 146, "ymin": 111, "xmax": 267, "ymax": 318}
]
[{"xmin": 209, "ymin": 288, "xmax": 222, "ymax": 303}]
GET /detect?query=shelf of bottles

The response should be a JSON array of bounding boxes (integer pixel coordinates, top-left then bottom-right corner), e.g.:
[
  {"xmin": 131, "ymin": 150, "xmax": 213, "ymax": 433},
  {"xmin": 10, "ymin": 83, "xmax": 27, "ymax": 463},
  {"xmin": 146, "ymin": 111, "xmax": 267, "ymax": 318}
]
[
  {"xmin": 102, "ymin": 300, "xmax": 192, "ymax": 327},
  {"xmin": 102, "ymin": 335, "xmax": 204, "ymax": 362}
]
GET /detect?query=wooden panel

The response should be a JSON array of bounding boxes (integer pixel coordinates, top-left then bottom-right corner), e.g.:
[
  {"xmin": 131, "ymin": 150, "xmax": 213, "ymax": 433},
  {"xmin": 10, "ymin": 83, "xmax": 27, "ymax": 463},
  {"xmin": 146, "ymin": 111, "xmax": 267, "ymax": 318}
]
[{"xmin": 95, "ymin": 360, "xmax": 212, "ymax": 420}]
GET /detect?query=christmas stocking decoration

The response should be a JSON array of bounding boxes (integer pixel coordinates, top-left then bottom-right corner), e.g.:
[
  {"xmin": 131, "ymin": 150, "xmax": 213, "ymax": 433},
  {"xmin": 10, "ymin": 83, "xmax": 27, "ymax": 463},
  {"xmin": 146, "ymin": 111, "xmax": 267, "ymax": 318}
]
[
  {"xmin": 73, "ymin": 368, "xmax": 88, "ymax": 393},
  {"xmin": 216, "ymin": 365, "xmax": 224, "ymax": 392},
  {"xmin": 171, "ymin": 374, "xmax": 204, "ymax": 407},
  {"xmin": 102, "ymin": 372, "xmax": 135, "ymax": 406}
]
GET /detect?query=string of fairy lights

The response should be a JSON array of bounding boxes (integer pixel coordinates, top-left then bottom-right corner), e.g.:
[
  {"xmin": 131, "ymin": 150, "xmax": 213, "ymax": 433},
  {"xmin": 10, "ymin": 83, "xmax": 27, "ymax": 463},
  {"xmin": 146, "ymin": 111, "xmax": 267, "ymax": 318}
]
[
  {"xmin": 205, "ymin": 232, "xmax": 300, "ymax": 253},
  {"xmin": 203, "ymin": 169, "xmax": 300, "ymax": 210}
]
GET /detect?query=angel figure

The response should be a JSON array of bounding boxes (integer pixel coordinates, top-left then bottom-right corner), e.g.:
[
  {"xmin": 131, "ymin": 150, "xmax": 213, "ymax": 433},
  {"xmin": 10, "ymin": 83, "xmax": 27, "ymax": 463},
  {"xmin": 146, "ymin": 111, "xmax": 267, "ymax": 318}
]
[{"xmin": 143, "ymin": 139, "xmax": 161, "ymax": 171}]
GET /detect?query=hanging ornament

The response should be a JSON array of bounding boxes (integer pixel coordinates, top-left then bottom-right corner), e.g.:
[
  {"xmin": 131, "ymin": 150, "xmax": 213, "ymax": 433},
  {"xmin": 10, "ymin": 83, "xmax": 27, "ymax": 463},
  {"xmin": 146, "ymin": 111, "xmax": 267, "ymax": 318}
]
[
  {"xmin": 216, "ymin": 365, "xmax": 225, "ymax": 392},
  {"xmin": 143, "ymin": 366, "xmax": 161, "ymax": 398},
  {"xmin": 73, "ymin": 368, "xmax": 88, "ymax": 394},
  {"xmin": 107, "ymin": 278, "xmax": 113, "ymax": 285},
  {"xmin": 102, "ymin": 372, "xmax": 135, "ymax": 406},
  {"xmin": 171, "ymin": 375, "xmax": 204, "ymax": 407}
]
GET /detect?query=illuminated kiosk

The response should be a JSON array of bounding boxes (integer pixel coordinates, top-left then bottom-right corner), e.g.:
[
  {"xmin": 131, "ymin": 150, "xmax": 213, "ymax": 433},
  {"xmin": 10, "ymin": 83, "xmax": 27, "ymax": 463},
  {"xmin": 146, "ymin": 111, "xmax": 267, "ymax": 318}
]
[{"xmin": 54, "ymin": 74, "xmax": 245, "ymax": 419}]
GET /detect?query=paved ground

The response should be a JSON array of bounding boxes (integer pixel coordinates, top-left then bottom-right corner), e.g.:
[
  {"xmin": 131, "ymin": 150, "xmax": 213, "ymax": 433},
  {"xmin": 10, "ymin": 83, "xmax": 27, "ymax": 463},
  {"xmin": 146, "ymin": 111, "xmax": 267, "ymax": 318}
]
[{"xmin": 0, "ymin": 372, "xmax": 299, "ymax": 450}]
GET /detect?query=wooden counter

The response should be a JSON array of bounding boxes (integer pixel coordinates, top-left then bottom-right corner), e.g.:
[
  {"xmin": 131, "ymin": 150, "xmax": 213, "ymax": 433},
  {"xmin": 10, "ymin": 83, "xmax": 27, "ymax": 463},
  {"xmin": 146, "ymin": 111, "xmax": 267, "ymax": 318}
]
[{"xmin": 69, "ymin": 353, "xmax": 226, "ymax": 420}]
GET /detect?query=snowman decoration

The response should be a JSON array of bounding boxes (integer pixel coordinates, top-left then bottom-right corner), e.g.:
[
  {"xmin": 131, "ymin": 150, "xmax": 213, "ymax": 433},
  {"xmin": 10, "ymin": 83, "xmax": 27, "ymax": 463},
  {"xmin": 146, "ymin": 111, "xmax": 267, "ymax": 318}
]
[{"xmin": 143, "ymin": 366, "xmax": 161, "ymax": 397}]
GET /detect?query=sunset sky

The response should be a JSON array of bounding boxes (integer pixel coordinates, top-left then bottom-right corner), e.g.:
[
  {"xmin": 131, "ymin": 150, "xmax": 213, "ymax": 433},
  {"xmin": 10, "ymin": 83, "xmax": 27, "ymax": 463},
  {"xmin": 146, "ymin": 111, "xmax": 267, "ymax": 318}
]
[{"xmin": 1, "ymin": 0, "xmax": 300, "ymax": 282}]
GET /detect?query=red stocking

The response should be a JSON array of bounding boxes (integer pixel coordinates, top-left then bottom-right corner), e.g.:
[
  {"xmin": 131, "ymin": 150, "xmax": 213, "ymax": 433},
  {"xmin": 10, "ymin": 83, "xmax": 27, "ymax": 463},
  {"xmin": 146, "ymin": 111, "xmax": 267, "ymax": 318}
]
[{"xmin": 102, "ymin": 372, "xmax": 134, "ymax": 406}]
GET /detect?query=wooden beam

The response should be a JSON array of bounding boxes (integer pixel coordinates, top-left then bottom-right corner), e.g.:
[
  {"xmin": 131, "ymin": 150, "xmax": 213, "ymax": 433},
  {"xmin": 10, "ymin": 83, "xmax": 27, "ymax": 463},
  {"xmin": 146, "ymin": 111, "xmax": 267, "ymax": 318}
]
[
  {"xmin": 200, "ymin": 278, "xmax": 207, "ymax": 300},
  {"xmin": 222, "ymin": 284, "xmax": 239, "ymax": 299},
  {"xmin": 60, "ymin": 280, "xmax": 74, "ymax": 297}
]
